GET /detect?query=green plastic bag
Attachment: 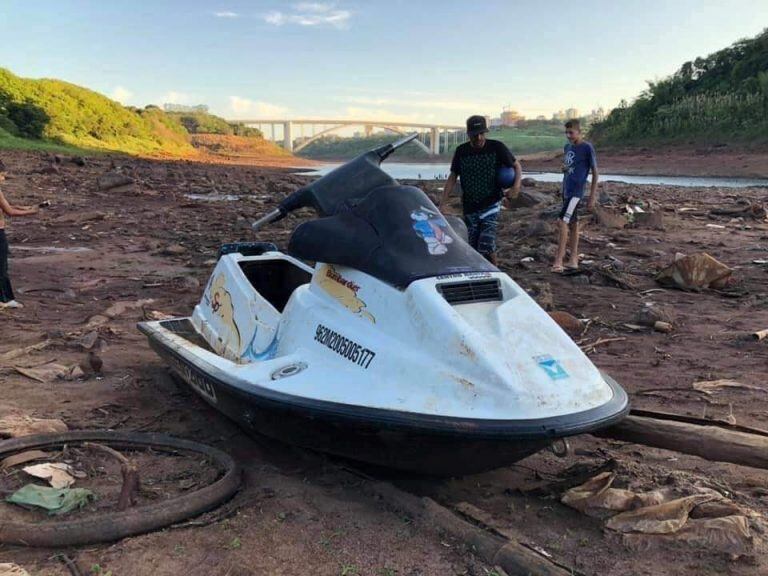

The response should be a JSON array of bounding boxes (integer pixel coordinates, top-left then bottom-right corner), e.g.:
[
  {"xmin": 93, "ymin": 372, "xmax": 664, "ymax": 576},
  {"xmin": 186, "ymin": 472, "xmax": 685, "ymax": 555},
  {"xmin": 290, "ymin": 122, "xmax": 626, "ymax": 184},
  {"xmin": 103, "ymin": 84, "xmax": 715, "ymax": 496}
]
[{"xmin": 6, "ymin": 484, "xmax": 94, "ymax": 516}]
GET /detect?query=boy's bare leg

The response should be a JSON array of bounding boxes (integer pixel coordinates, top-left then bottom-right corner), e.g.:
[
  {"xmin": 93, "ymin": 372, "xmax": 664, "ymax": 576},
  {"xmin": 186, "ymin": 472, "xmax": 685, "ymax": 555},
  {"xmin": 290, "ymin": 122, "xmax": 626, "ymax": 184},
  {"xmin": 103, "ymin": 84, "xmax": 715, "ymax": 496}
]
[
  {"xmin": 566, "ymin": 221, "xmax": 580, "ymax": 268},
  {"xmin": 552, "ymin": 221, "xmax": 568, "ymax": 271}
]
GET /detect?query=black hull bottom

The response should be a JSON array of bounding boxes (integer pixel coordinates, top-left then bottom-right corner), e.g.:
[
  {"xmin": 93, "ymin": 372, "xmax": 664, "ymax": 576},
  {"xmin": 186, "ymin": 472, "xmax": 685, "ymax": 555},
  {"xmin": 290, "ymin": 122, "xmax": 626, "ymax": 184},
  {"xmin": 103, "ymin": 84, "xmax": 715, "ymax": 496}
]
[{"xmin": 142, "ymin": 321, "xmax": 628, "ymax": 476}]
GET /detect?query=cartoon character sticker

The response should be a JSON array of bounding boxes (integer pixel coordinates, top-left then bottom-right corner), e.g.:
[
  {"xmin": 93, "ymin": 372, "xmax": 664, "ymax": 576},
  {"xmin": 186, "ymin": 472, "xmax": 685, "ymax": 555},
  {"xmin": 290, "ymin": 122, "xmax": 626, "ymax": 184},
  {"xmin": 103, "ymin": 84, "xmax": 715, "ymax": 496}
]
[
  {"xmin": 411, "ymin": 207, "xmax": 453, "ymax": 255},
  {"xmin": 209, "ymin": 273, "xmax": 241, "ymax": 354},
  {"xmin": 317, "ymin": 264, "xmax": 375, "ymax": 323}
]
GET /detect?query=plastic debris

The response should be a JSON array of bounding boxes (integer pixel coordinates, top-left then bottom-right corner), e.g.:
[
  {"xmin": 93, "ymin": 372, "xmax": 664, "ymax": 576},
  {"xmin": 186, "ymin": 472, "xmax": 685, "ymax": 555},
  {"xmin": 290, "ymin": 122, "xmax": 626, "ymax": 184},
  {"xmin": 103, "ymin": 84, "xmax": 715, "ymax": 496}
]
[
  {"xmin": 0, "ymin": 415, "xmax": 68, "ymax": 438},
  {"xmin": 561, "ymin": 472, "xmax": 667, "ymax": 519},
  {"xmin": 0, "ymin": 564, "xmax": 32, "ymax": 576},
  {"xmin": 6, "ymin": 484, "xmax": 94, "ymax": 516},
  {"xmin": 23, "ymin": 462, "xmax": 76, "ymax": 489},
  {"xmin": 656, "ymin": 252, "xmax": 732, "ymax": 290},
  {"xmin": 692, "ymin": 379, "xmax": 764, "ymax": 395},
  {"xmin": 0, "ymin": 340, "xmax": 50, "ymax": 366},
  {"xmin": 606, "ymin": 494, "xmax": 714, "ymax": 534},
  {"xmin": 1, "ymin": 450, "xmax": 49, "ymax": 469},
  {"xmin": 13, "ymin": 363, "xmax": 78, "ymax": 383}
]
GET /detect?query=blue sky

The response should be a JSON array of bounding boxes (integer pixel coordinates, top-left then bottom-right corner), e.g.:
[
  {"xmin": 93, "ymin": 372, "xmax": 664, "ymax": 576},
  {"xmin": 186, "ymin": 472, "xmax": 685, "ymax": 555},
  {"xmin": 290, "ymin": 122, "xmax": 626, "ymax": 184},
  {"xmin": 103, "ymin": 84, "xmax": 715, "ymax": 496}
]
[{"xmin": 1, "ymin": 1, "xmax": 766, "ymax": 124}]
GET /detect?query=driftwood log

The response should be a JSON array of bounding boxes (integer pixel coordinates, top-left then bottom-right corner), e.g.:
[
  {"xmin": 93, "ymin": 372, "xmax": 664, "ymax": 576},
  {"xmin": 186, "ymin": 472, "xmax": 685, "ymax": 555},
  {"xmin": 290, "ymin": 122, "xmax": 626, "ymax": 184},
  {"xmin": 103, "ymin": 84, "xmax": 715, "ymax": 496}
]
[
  {"xmin": 368, "ymin": 481, "xmax": 572, "ymax": 576},
  {"xmin": 597, "ymin": 415, "xmax": 768, "ymax": 470}
]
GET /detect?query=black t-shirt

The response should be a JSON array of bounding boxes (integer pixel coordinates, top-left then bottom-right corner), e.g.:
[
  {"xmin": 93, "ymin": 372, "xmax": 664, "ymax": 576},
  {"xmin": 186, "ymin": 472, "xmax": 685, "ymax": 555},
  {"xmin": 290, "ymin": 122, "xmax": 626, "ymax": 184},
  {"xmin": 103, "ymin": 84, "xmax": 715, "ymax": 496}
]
[{"xmin": 450, "ymin": 139, "xmax": 515, "ymax": 214}]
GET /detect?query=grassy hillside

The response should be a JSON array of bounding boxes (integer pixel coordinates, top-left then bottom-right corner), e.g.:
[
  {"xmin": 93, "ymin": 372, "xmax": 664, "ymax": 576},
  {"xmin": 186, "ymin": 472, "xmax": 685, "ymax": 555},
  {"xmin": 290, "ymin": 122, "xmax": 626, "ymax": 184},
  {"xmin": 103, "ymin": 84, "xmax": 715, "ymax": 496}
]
[
  {"xmin": 0, "ymin": 68, "xmax": 195, "ymax": 155},
  {"xmin": 591, "ymin": 28, "xmax": 768, "ymax": 146},
  {"xmin": 0, "ymin": 68, "xmax": 285, "ymax": 160}
]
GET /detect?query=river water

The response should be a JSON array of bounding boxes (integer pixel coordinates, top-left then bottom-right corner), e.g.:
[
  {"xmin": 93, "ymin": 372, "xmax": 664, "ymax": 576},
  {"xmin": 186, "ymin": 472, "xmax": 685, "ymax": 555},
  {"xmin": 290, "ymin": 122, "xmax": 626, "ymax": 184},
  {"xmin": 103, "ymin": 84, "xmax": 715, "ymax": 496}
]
[{"xmin": 301, "ymin": 162, "xmax": 768, "ymax": 188}]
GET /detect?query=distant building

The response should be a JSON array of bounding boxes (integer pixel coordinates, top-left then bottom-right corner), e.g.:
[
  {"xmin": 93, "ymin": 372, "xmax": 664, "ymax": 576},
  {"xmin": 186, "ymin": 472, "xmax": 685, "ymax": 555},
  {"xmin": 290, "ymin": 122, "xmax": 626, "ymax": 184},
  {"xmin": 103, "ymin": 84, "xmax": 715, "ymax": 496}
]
[
  {"xmin": 489, "ymin": 117, "xmax": 503, "ymax": 129},
  {"xmin": 552, "ymin": 110, "xmax": 566, "ymax": 122},
  {"xmin": 500, "ymin": 107, "xmax": 524, "ymax": 127},
  {"xmin": 536, "ymin": 115, "xmax": 547, "ymax": 121},
  {"xmin": 564, "ymin": 108, "xmax": 579, "ymax": 120},
  {"xmin": 163, "ymin": 103, "xmax": 210, "ymax": 113}
]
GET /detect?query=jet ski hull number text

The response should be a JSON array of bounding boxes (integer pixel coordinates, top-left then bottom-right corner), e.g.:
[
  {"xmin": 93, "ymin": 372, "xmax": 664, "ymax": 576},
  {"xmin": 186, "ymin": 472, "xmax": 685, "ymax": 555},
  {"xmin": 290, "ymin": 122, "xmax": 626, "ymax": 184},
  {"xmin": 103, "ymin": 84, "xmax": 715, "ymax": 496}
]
[{"xmin": 315, "ymin": 324, "xmax": 376, "ymax": 369}]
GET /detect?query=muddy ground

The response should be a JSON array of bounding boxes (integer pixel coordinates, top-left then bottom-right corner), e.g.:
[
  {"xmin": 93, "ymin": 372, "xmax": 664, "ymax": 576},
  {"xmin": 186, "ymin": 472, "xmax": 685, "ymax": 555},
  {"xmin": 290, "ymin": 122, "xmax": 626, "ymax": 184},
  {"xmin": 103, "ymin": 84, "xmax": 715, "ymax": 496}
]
[
  {"xmin": 0, "ymin": 149, "xmax": 767, "ymax": 575},
  {"xmin": 522, "ymin": 145, "xmax": 768, "ymax": 179}
]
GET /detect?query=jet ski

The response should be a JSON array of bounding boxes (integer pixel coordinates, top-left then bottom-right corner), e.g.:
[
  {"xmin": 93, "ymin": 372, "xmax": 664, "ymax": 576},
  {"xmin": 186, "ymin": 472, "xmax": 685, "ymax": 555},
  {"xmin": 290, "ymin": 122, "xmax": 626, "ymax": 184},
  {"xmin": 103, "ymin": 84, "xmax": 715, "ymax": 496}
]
[{"xmin": 138, "ymin": 134, "xmax": 629, "ymax": 475}]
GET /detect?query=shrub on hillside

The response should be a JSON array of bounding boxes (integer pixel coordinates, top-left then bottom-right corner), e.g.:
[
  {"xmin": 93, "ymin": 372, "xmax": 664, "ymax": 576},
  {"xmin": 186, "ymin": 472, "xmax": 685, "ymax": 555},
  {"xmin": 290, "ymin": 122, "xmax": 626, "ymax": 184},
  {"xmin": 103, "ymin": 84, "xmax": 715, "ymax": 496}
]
[{"xmin": 6, "ymin": 100, "xmax": 49, "ymax": 138}]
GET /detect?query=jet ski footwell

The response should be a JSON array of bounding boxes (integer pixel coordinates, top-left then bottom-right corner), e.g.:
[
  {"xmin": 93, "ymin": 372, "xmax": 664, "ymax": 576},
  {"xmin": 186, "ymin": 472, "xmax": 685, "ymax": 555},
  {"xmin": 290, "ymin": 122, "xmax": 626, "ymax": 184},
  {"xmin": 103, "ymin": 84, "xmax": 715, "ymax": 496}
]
[{"xmin": 139, "ymin": 318, "xmax": 629, "ymax": 476}]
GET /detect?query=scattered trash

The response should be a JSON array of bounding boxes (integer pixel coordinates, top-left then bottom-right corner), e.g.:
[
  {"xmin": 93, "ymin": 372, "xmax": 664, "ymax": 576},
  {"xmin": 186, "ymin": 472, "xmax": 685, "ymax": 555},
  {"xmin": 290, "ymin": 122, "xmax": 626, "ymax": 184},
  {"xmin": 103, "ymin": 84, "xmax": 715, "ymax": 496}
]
[
  {"xmin": 656, "ymin": 252, "xmax": 732, "ymax": 291},
  {"xmin": 752, "ymin": 329, "xmax": 768, "ymax": 342},
  {"xmin": 705, "ymin": 224, "xmax": 726, "ymax": 229},
  {"xmin": 622, "ymin": 515, "xmax": 754, "ymax": 557},
  {"xmin": 561, "ymin": 472, "xmax": 667, "ymax": 519},
  {"xmin": 653, "ymin": 321, "xmax": 673, "ymax": 333},
  {"xmin": 0, "ymin": 415, "xmax": 68, "ymax": 438},
  {"xmin": 86, "ymin": 298, "xmax": 155, "ymax": 328},
  {"xmin": 144, "ymin": 309, "xmax": 175, "ymax": 321},
  {"xmin": 0, "ymin": 341, "xmax": 50, "ymax": 366},
  {"xmin": 562, "ymin": 472, "xmax": 759, "ymax": 557},
  {"xmin": 1, "ymin": 450, "xmax": 50, "ymax": 469},
  {"xmin": 23, "ymin": 462, "xmax": 77, "ymax": 489},
  {"xmin": 6, "ymin": 484, "xmax": 94, "ymax": 516},
  {"xmin": 0, "ymin": 564, "xmax": 31, "ymax": 576},
  {"xmin": 13, "ymin": 363, "xmax": 81, "ymax": 383},
  {"xmin": 548, "ymin": 311, "xmax": 583, "ymax": 337},
  {"xmin": 606, "ymin": 494, "xmax": 714, "ymax": 534},
  {"xmin": 692, "ymin": 379, "xmax": 764, "ymax": 395}
]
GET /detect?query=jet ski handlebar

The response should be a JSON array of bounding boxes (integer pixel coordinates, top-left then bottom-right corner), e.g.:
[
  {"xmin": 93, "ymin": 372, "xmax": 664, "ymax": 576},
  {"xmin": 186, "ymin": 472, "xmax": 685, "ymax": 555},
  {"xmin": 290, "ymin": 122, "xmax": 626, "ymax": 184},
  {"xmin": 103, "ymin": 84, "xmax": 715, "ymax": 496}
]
[
  {"xmin": 251, "ymin": 133, "xmax": 418, "ymax": 232},
  {"xmin": 251, "ymin": 207, "xmax": 284, "ymax": 231},
  {"xmin": 372, "ymin": 132, "xmax": 418, "ymax": 161}
]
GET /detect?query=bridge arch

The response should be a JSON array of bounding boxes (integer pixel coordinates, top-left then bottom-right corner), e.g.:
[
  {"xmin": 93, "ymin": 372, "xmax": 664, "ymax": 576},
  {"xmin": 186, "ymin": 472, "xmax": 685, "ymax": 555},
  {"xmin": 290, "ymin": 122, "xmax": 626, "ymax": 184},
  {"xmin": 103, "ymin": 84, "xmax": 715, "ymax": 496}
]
[{"xmin": 293, "ymin": 123, "xmax": 432, "ymax": 154}]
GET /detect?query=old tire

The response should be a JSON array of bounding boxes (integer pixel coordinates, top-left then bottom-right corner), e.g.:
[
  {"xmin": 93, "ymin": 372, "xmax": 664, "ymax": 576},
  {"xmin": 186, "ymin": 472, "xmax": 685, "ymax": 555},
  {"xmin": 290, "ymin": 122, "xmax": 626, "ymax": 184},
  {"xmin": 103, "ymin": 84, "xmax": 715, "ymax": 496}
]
[{"xmin": 0, "ymin": 430, "xmax": 241, "ymax": 547}]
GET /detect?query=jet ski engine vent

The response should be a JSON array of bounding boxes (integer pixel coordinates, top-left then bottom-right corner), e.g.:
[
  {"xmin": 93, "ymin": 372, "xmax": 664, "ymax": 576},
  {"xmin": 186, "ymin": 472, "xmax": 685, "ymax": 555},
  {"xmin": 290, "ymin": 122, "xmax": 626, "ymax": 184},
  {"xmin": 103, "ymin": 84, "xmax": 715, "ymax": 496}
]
[{"xmin": 437, "ymin": 279, "xmax": 502, "ymax": 305}]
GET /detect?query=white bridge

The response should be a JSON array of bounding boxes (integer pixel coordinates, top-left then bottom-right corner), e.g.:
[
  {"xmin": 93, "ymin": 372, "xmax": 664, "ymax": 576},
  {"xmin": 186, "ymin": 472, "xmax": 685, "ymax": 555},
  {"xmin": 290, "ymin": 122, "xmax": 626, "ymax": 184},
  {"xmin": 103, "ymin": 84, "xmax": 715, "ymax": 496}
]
[{"xmin": 235, "ymin": 119, "xmax": 466, "ymax": 155}]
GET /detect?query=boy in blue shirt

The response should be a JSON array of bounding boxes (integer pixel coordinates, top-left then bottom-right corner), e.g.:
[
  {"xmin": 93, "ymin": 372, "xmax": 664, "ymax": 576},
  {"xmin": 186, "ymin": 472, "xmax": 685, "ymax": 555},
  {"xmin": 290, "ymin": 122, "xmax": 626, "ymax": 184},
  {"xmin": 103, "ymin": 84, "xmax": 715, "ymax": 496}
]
[{"xmin": 552, "ymin": 119, "xmax": 598, "ymax": 272}]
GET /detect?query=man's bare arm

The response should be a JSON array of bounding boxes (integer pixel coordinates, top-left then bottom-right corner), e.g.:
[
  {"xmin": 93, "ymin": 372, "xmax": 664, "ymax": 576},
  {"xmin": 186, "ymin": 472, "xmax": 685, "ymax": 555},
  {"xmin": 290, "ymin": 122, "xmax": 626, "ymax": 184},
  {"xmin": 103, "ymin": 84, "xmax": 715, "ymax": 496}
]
[
  {"xmin": 440, "ymin": 172, "xmax": 458, "ymax": 207},
  {"xmin": 587, "ymin": 166, "xmax": 599, "ymax": 210},
  {"xmin": 0, "ymin": 191, "xmax": 38, "ymax": 216},
  {"xmin": 508, "ymin": 159, "xmax": 522, "ymax": 199}
]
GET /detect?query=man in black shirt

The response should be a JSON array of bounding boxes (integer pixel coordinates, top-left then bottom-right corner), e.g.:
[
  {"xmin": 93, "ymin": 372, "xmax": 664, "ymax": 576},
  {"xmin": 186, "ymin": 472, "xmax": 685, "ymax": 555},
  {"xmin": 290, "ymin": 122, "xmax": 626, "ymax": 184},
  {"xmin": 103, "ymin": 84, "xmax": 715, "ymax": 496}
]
[{"xmin": 439, "ymin": 115, "xmax": 521, "ymax": 265}]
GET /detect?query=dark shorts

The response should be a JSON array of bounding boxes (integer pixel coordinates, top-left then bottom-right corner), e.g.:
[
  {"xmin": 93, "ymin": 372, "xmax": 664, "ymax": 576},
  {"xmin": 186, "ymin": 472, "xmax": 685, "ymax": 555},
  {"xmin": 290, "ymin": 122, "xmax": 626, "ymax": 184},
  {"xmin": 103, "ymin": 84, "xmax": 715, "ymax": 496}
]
[
  {"xmin": 559, "ymin": 196, "xmax": 582, "ymax": 225},
  {"xmin": 464, "ymin": 203, "xmax": 500, "ymax": 256},
  {"xmin": 0, "ymin": 229, "xmax": 13, "ymax": 303}
]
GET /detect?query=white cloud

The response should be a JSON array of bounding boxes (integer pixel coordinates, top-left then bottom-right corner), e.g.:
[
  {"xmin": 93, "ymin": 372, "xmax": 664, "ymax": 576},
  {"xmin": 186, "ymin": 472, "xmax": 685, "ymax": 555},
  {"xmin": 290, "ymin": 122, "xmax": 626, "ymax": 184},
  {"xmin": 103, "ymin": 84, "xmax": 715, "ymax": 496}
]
[
  {"xmin": 263, "ymin": 2, "xmax": 350, "ymax": 29},
  {"xmin": 162, "ymin": 91, "xmax": 193, "ymax": 105},
  {"xmin": 213, "ymin": 10, "xmax": 239, "ymax": 18},
  {"xmin": 110, "ymin": 86, "xmax": 133, "ymax": 104},
  {"xmin": 229, "ymin": 96, "xmax": 288, "ymax": 117}
]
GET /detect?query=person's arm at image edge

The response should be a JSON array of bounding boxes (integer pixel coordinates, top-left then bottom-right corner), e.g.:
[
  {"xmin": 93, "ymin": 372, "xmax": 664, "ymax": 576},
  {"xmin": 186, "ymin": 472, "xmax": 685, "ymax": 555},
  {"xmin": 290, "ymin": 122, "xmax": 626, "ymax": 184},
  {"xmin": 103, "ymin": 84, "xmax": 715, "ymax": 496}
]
[
  {"xmin": 440, "ymin": 172, "xmax": 458, "ymax": 207},
  {"xmin": 0, "ymin": 191, "xmax": 38, "ymax": 216},
  {"xmin": 507, "ymin": 158, "xmax": 522, "ymax": 200},
  {"xmin": 587, "ymin": 146, "xmax": 599, "ymax": 210}
]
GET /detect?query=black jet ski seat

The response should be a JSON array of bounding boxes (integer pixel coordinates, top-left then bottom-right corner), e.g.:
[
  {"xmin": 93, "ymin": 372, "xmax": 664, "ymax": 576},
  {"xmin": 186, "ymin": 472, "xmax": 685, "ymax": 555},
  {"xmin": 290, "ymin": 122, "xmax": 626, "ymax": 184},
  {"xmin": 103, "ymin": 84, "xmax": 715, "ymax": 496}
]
[{"xmin": 288, "ymin": 185, "xmax": 495, "ymax": 289}]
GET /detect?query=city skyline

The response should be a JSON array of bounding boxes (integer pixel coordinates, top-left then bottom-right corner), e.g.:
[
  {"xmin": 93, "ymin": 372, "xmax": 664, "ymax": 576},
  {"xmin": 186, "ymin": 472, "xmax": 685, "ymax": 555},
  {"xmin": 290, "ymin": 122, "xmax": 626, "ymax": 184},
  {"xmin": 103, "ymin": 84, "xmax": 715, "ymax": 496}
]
[{"xmin": 1, "ymin": 1, "xmax": 767, "ymax": 124}]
